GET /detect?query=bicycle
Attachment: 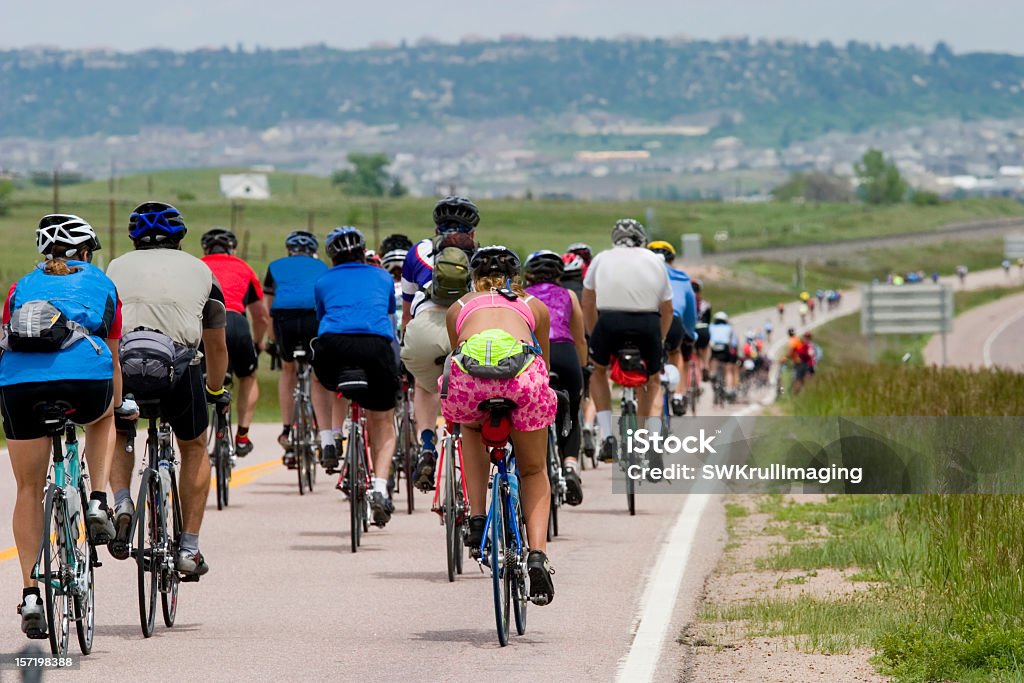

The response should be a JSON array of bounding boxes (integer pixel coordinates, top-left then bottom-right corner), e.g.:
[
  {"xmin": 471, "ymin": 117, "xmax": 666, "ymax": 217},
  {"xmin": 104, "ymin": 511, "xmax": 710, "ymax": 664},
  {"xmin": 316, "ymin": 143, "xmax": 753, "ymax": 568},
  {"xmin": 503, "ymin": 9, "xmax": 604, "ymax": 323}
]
[
  {"xmin": 613, "ymin": 345, "xmax": 648, "ymax": 517},
  {"xmin": 336, "ymin": 370, "xmax": 374, "ymax": 553},
  {"xmin": 289, "ymin": 347, "xmax": 319, "ymax": 496},
  {"xmin": 544, "ymin": 383, "xmax": 570, "ymax": 541},
  {"xmin": 432, "ymin": 420, "xmax": 468, "ymax": 582},
  {"xmin": 476, "ymin": 397, "xmax": 531, "ymax": 647},
  {"xmin": 660, "ymin": 372, "xmax": 672, "ymax": 436},
  {"xmin": 30, "ymin": 402, "xmax": 98, "ymax": 656},
  {"xmin": 580, "ymin": 417, "xmax": 598, "ymax": 470},
  {"xmin": 392, "ymin": 368, "xmax": 417, "ymax": 514},
  {"xmin": 124, "ymin": 399, "xmax": 195, "ymax": 638},
  {"xmin": 207, "ymin": 374, "xmax": 234, "ymax": 509},
  {"xmin": 711, "ymin": 360, "xmax": 727, "ymax": 408},
  {"xmin": 686, "ymin": 357, "xmax": 700, "ymax": 417}
]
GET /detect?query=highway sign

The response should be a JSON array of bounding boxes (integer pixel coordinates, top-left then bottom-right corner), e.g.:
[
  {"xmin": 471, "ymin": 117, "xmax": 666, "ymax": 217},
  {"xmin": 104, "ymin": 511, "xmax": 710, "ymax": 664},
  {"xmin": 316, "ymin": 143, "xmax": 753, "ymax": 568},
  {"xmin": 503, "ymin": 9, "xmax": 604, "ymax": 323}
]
[
  {"xmin": 861, "ymin": 283, "xmax": 953, "ymax": 363},
  {"xmin": 1005, "ymin": 234, "xmax": 1024, "ymax": 259}
]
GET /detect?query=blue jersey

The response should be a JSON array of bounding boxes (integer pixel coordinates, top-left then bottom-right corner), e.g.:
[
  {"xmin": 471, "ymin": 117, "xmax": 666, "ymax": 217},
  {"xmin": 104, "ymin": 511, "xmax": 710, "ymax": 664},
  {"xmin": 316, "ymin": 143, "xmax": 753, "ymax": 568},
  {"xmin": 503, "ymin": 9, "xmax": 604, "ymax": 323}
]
[
  {"xmin": 0, "ymin": 262, "xmax": 118, "ymax": 386},
  {"xmin": 665, "ymin": 265, "xmax": 697, "ymax": 341},
  {"xmin": 264, "ymin": 254, "xmax": 328, "ymax": 311},
  {"xmin": 400, "ymin": 239, "xmax": 434, "ymax": 303},
  {"xmin": 315, "ymin": 263, "xmax": 396, "ymax": 340},
  {"xmin": 708, "ymin": 323, "xmax": 737, "ymax": 349}
]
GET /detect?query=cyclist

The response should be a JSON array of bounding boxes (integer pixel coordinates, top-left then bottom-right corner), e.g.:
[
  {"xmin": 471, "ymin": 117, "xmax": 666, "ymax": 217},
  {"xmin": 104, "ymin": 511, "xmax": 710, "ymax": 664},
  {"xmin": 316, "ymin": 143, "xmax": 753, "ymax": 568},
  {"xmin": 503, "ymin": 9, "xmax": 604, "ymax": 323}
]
[
  {"xmin": 763, "ymin": 318, "xmax": 773, "ymax": 342},
  {"xmin": 106, "ymin": 201, "xmax": 229, "ymax": 576},
  {"xmin": 263, "ymin": 230, "xmax": 333, "ymax": 467},
  {"xmin": 560, "ymin": 252, "xmax": 587, "ymax": 300},
  {"xmin": 1002, "ymin": 259, "xmax": 1012, "ymax": 276},
  {"xmin": 441, "ymin": 246, "xmax": 557, "ymax": 605},
  {"xmin": 582, "ymin": 219, "xmax": 673, "ymax": 465},
  {"xmin": 524, "ymin": 249, "xmax": 587, "ymax": 505},
  {"xmin": 402, "ymin": 231, "xmax": 476, "ymax": 491},
  {"xmin": 693, "ymin": 280, "xmax": 712, "ymax": 381},
  {"xmin": 776, "ymin": 302, "xmax": 785, "ymax": 321},
  {"xmin": 3, "ymin": 214, "xmax": 135, "ymax": 637},
  {"xmin": 313, "ymin": 227, "xmax": 399, "ymax": 527},
  {"xmin": 200, "ymin": 228, "xmax": 271, "ymax": 457},
  {"xmin": 787, "ymin": 331, "xmax": 816, "ymax": 395},
  {"xmin": 566, "ymin": 242, "xmax": 593, "ymax": 271},
  {"xmin": 708, "ymin": 312, "xmax": 739, "ymax": 399},
  {"xmin": 400, "ymin": 196, "xmax": 480, "ymax": 486},
  {"xmin": 648, "ymin": 241, "xmax": 697, "ymax": 416}
]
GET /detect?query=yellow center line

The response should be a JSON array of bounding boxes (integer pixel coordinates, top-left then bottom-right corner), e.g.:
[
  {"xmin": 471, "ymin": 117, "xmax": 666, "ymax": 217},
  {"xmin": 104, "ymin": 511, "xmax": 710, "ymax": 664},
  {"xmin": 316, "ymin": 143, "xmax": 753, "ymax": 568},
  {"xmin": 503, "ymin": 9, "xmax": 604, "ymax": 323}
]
[{"xmin": 0, "ymin": 458, "xmax": 287, "ymax": 564}]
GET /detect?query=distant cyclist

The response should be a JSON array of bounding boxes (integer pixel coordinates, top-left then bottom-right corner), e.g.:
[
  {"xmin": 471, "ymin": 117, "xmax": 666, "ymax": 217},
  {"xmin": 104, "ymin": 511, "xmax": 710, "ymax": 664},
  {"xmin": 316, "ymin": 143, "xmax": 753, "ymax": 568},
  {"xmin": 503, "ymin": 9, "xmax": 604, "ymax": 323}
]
[
  {"xmin": 693, "ymin": 280, "xmax": 712, "ymax": 380},
  {"xmin": 708, "ymin": 312, "xmax": 739, "ymax": 399},
  {"xmin": 441, "ymin": 246, "xmax": 557, "ymax": 605},
  {"xmin": 648, "ymin": 241, "xmax": 697, "ymax": 416},
  {"xmin": 263, "ymin": 231, "xmax": 332, "ymax": 467},
  {"xmin": 3, "ymin": 215, "xmax": 132, "ymax": 637},
  {"xmin": 107, "ymin": 202, "xmax": 229, "ymax": 577},
  {"xmin": 582, "ymin": 219, "xmax": 672, "ymax": 465},
  {"xmin": 200, "ymin": 228, "xmax": 271, "ymax": 457},
  {"xmin": 313, "ymin": 227, "xmax": 399, "ymax": 527},
  {"xmin": 400, "ymin": 196, "xmax": 480, "ymax": 486},
  {"xmin": 560, "ymin": 251, "xmax": 587, "ymax": 300},
  {"xmin": 524, "ymin": 249, "xmax": 587, "ymax": 505}
]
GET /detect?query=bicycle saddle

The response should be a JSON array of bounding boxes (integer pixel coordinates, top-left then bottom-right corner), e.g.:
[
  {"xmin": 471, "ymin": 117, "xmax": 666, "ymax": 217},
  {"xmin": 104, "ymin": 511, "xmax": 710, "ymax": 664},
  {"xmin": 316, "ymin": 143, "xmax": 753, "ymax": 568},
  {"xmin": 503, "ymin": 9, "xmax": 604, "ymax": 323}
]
[
  {"xmin": 33, "ymin": 401, "xmax": 74, "ymax": 432},
  {"xmin": 336, "ymin": 368, "xmax": 369, "ymax": 398}
]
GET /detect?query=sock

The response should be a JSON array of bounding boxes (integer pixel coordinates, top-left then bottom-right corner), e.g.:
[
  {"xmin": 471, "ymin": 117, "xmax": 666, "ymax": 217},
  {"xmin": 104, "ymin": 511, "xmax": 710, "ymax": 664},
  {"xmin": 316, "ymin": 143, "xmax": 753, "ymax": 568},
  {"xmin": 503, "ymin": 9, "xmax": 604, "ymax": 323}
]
[
  {"xmin": 281, "ymin": 425, "xmax": 291, "ymax": 437},
  {"xmin": 597, "ymin": 411, "xmax": 613, "ymax": 441},
  {"xmin": 89, "ymin": 491, "xmax": 108, "ymax": 508},
  {"xmin": 372, "ymin": 477, "xmax": 390, "ymax": 495},
  {"xmin": 333, "ymin": 427, "xmax": 344, "ymax": 442},
  {"xmin": 179, "ymin": 532, "xmax": 199, "ymax": 554},
  {"xmin": 645, "ymin": 416, "xmax": 661, "ymax": 435},
  {"xmin": 237, "ymin": 426, "xmax": 250, "ymax": 439},
  {"xmin": 673, "ymin": 392, "xmax": 684, "ymax": 400},
  {"xmin": 320, "ymin": 430, "xmax": 335, "ymax": 449},
  {"xmin": 420, "ymin": 429, "xmax": 436, "ymax": 450},
  {"xmin": 23, "ymin": 587, "xmax": 40, "ymax": 600},
  {"xmin": 114, "ymin": 488, "xmax": 131, "ymax": 508},
  {"xmin": 564, "ymin": 458, "xmax": 579, "ymax": 472}
]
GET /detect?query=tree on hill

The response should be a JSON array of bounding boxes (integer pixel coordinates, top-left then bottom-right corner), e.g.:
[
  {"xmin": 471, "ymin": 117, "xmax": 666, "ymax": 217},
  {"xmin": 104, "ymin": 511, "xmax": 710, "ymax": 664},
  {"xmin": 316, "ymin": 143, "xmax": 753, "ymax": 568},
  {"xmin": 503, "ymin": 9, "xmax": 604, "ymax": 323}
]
[
  {"xmin": 772, "ymin": 171, "xmax": 853, "ymax": 202},
  {"xmin": 332, "ymin": 153, "xmax": 407, "ymax": 197},
  {"xmin": 855, "ymin": 149, "xmax": 907, "ymax": 205}
]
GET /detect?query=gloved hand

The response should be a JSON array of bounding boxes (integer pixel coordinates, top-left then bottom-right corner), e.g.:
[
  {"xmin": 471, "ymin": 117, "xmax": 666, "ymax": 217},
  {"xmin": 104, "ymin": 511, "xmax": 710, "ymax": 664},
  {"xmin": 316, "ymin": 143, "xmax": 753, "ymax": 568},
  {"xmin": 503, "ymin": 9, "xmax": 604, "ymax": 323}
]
[
  {"xmin": 266, "ymin": 340, "xmax": 281, "ymax": 370},
  {"xmin": 205, "ymin": 384, "xmax": 232, "ymax": 408},
  {"xmin": 114, "ymin": 397, "xmax": 140, "ymax": 421}
]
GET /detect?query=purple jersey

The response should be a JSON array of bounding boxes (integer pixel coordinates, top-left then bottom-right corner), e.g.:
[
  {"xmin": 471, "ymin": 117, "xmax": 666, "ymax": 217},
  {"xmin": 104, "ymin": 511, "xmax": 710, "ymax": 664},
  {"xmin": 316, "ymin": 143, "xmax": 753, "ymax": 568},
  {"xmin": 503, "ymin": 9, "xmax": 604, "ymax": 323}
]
[
  {"xmin": 526, "ymin": 282, "xmax": 574, "ymax": 345},
  {"xmin": 400, "ymin": 239, "xmax": 434, "ymax": 303}
]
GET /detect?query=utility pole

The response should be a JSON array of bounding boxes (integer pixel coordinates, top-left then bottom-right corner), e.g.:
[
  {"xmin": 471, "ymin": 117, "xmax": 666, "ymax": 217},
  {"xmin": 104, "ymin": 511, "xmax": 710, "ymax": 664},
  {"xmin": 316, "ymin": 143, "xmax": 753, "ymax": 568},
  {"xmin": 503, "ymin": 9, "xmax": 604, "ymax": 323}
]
[
  {"xmin": 108, "ymin": 198, "xmax": 117, "ymax": 259},
  {"xmin": 52, "ymin": 168, "xmax": 60, "ymax": 214},
  {"xmin": 372, "ymin": 202, "xmax": 380, "ymax": 249}
]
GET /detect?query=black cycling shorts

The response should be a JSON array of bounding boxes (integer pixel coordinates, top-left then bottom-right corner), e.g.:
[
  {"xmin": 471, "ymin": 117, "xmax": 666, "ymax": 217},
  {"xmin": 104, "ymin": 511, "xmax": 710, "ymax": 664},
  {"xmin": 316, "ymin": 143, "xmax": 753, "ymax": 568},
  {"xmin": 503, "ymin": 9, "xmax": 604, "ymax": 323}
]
[
  {"xmin": 1, "ymin": 379, "xmax": 113, "ymax": 440},
  {"xmin": 711, "ymin": 345, "xmax": 737, "ymax": 364},
  {"xmin": 226, "ymin": 311, "xmax": 258, "ymax": 378},
  {"xmin": 589, "ymin": 311, "xmax": 664, "ymax": 376},
  {"xmin": 680, "ymin": 339, "xmax": 695, "ymax": 362},
  {"xmin": 665, "ymin": 315, "xmax": 684, "ymax": 352},
  {"xmin": 116, "ymin": 362, "xmax": 208, "ymax": 441},
  {"xmin": 695, "ymin": 325, "xmax": 710, "ymax": 350},
  {"xmin": 272, "ymin": 309, "xmax": 319, "ymax": 363},
  {"xmin": 312, "ymin": 333, "xmax": 398, "ymax": 411}
]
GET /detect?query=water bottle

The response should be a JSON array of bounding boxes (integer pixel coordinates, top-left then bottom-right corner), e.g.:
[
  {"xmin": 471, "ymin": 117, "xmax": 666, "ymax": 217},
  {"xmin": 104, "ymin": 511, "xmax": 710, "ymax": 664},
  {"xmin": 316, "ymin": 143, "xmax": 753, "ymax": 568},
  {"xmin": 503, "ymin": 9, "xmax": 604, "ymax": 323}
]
[
  {"xmin": 65, "ymin": 481, "xmax": 82, "ymax": 543},
  {"xmin": 158, "ymin": 460, "xmax": 172, "ymax": 523}
]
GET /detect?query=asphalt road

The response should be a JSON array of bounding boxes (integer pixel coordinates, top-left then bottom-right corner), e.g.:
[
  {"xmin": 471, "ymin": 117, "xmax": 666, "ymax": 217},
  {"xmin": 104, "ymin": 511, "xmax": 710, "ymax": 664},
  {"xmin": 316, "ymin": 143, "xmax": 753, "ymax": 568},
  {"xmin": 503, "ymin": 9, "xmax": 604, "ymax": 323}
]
[{"xmin": 0, "ymin": 266, "xmax": 1013, "ymax": 682}]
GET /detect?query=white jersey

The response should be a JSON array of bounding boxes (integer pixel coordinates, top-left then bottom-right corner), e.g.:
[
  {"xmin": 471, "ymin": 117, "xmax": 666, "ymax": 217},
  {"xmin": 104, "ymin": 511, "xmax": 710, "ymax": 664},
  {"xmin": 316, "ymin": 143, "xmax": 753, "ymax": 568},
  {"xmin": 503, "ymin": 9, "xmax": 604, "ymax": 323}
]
[{"xmin": 583, "ymin": 245, "xmax": 672, "ymax": 312}]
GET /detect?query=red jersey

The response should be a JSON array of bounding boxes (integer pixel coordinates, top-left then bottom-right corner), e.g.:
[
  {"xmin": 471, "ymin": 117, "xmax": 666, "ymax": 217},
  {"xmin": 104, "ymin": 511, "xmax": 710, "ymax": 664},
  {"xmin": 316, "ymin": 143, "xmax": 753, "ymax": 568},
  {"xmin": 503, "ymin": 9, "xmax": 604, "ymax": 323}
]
[{"xmin": 202, "ymin": 254, "xmax": 263, "ymax": 314}]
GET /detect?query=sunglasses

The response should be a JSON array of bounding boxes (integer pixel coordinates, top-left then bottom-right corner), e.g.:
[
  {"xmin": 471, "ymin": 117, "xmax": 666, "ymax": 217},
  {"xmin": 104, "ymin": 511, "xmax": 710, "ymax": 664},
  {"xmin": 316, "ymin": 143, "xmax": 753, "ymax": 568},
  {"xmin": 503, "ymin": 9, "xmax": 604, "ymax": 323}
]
[{"xmin": 436, "ymin": 223, "xmax": 475, "ymax": 235}]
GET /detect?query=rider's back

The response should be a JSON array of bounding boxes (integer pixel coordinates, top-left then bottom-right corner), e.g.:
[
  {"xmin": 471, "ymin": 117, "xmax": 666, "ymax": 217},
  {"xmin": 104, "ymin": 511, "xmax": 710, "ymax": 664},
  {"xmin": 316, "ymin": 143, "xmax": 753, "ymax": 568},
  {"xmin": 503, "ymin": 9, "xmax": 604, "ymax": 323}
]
[
  {"xmin": 265, "ymin": 254, "xmax": 327, "ymax": 311},
  {"xmin": 584, "ymin": 246, "xmax": 669, "ymax": 312}
]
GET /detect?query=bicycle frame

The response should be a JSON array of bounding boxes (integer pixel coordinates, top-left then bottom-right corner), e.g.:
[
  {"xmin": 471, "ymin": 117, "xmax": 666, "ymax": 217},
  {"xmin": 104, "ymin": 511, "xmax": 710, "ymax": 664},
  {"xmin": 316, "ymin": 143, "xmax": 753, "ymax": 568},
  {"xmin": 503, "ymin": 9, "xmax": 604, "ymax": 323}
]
[
  {"xmin": 432, "ymin": 420, "xmax": 469, "ymax": 520},
  {"xmin": 33, "ymin": 419, "xmax": 88, "ymax": 592},
  {"xmin": 481, "ymin": 447, "xmax": 525, "ymax": 566}
]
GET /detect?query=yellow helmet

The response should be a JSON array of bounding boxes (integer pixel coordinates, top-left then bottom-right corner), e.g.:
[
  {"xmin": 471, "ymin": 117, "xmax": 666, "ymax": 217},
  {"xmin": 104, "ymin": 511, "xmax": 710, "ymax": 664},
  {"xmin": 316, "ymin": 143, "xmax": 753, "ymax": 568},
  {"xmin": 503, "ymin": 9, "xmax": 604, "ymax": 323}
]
[{"xmin": 648, "ymin": 240, "xmax": 676, "ymax": 259}]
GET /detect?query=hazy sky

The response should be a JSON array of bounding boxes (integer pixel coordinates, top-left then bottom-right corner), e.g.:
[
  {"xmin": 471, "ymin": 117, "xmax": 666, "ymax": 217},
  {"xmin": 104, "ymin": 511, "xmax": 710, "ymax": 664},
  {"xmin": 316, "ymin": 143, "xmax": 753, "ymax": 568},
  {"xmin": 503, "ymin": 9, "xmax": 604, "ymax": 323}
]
[{"xmin": 1, "ymin": 0, "xmax": 1019, "ymax": 54}]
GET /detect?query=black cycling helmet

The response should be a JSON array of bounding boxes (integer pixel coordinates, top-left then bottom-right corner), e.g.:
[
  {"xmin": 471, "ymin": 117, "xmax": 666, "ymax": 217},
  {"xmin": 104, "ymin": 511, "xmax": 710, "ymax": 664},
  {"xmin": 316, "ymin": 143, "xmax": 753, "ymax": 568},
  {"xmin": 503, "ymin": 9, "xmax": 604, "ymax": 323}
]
[
  {"xmin": 325, "ymin": 226, "xmax": 366, "ymax": 263},
  {"xmin": 379, "ymin": 233, "xmax": 413, "ymax": 254},
  {"xmin": 433, "ymin": 196, "xmax": 480, "ymax": 232},
  {"xmin": 200, "ymin": 227, "xmax": 238, "ymax": 254},
  {"xmin": 524, "ymin": 249, "xmax": 564, "ymax": 282},
  {"xmin": 285, "ymin": 230, "xmax": 319, "ymax": 254},
  {"xmin": 128, "ymin": 201, "xmax": 187, "ymax": 247},
  {"xmin": 470, "ymin": 245, "xmax": 520, "ymax": 278},
  {"xmin": 690, "ymin": 279, "xmax": 702, "ymax": 294},
  {"xmin": 566, "ymin": 242, "xmax": 593, "ymax": 264},
  {"xmin": 611, "ymin": 218, "xmax": 647, "ymax": 247}
]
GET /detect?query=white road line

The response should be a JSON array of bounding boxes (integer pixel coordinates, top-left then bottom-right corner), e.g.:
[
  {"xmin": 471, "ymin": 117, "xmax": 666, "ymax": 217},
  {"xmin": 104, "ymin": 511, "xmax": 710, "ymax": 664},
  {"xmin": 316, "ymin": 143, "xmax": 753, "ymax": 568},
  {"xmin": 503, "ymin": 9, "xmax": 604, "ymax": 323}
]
[
  {"xmin": 615, "ymin": 404, "xmax": 758, "ymax": 682},
  {"xmin": 982, "ymin": 308, "xmax": 1024, "ymax": 368}
]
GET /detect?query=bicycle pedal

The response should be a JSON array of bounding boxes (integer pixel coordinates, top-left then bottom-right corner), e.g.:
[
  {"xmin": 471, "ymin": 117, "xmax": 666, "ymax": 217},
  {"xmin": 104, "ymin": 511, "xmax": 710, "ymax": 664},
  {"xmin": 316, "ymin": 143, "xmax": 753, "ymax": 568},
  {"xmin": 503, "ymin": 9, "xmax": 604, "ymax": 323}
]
[{"xmin": 180, "ymin": 574, "xmax": 200, "ymax": 583}]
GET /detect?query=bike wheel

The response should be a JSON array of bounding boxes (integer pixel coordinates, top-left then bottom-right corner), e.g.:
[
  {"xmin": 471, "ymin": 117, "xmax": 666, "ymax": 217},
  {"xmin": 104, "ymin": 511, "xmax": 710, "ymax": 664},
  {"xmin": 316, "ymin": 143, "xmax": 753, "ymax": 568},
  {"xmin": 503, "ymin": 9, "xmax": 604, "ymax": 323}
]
[
  {"xmin": 621, "ymin": 406, "xmax": 637, "ymax": 516},
  {"xmin": 546, "ymin": 431, "xmax": 558, "ymax": 541},
  {"xmin": 348, "ymin": 428, "xmax": 363, "ymax": 553},
  {"xmin": 74, "ymin": 486, "xmax": 95, "ymax": 654},
  {"xmin": 403, "ymin": 404, "xmax": 416, "ymax": 514},
  {"xmin": 511, "ymin": 492, "xmax": 528, "ymax": 636},
  {"xmin": 214, "ymin": 441, "xmax": 228, "ymax": 510},
  {"xmin": 136, "ymin": 477, "xmax": 157, "ymax": 638},
  {"xmin": 689, "ymin": 369, "xmax": 700, "ymax": 417},
  {"xmin": 444, "ymin": 441, "xmax": 459, "ymax": 582},
  {"xmin": 294, "ymin": 402, "xmax": 308, "ymax": 495},
  {"xmin": 161, "ymin": 476, "xmax": 181, "ymax": 628},
  {"xmin": 303, "ymin": 401, "xmax": 317, "ymax": 493},
  {"xmin": 41, "ymin": 488, "xmax": 71, "ymax": 656},
  {"xmin": 490, "ymin": 480, "xmax": 511, "ymax": 647}
]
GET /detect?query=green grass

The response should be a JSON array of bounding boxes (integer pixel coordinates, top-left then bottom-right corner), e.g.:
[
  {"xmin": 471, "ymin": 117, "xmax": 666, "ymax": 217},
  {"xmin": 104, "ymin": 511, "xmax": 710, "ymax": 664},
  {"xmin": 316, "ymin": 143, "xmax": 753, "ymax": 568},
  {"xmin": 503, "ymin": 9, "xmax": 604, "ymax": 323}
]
[{"xmin": 2, "ymin": 167, "xmax": 1022, "ymax": 287}]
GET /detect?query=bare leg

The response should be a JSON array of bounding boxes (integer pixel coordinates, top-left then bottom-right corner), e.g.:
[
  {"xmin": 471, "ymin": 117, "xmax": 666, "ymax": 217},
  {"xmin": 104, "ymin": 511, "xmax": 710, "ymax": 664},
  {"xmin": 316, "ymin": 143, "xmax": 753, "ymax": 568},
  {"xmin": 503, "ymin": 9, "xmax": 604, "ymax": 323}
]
[
  {"xmin": 638, "ymin": 374, "xmax": 661, "ymax": 417},
  {"xmin": 278, "ymin": 360, "xmax": 297, "ymax": 427},
  {"xmin": 414, "ymin": 385, "xmax": 441, "ymax": 437},
  {"xmin": 82, "ymin": 409, "xmax": 115, "ymax": 494},
  {"xmin": 460, "ymin": 425, "xmax": 488, "ymax": 518},
  {"xmin": 590, "ymin": 364, "xmax": 611, "ymax": 412},
  {"xmin": 311, "ymin": 382, "xmax": 333, "ymax": 435},
  {"xmin": 9, "ymin": 439, "xmax": 51, "ymax": 587},
  {"xmin": 176, "ymin": 434, "xmax": 210, "ymax": 535},
  {"xmin": 367, "ymin": 409, "xmax": 396, "ymax": 479},
  {"xmin": 510, "ymin": 427, "xmax": 551, "ymax": 552},
  {"xmin": 236, "ymin": 375, "xmax": 258, "ymax": 430}
]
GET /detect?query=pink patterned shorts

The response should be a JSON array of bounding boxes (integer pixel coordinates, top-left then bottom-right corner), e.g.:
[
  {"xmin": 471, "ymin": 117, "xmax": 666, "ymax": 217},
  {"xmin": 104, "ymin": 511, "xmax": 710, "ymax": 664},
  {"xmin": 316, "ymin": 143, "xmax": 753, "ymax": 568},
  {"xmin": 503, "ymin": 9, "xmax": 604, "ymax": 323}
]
[{"xmin": 440, "ymin": 356, "xmax": 557, "ymax": 432}]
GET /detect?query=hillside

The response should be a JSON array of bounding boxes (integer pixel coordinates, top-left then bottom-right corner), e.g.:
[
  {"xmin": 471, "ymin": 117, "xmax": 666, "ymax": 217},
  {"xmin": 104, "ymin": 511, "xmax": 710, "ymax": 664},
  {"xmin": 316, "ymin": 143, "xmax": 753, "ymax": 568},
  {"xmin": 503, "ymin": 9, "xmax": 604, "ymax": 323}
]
[{"xmin": 3, "ymin": 38, "xmax": 1024, "ymax": 147}]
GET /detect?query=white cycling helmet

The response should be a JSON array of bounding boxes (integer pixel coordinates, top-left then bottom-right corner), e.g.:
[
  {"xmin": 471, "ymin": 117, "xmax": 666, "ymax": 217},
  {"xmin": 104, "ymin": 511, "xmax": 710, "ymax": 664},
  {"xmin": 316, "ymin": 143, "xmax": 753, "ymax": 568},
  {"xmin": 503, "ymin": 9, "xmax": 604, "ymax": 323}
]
[
  {"xmin": 36, "ymin": 214, "xmax": 101, "ymax": 259},
  {"xmin": 381, "ymin": 249, "xmax": 407, "ymax": 271},
  {"xmin": 713, "ymin": 311, "xmax": 729, "ymax": 323}
]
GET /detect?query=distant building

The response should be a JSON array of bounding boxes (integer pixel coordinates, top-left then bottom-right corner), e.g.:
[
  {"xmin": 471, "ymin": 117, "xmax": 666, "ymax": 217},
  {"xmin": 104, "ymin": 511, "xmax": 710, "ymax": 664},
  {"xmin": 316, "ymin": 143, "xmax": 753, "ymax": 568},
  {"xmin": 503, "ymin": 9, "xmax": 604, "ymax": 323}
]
[{"xmin": 219, "ymin": 173, "xmax": 270, "ymax": 199}]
